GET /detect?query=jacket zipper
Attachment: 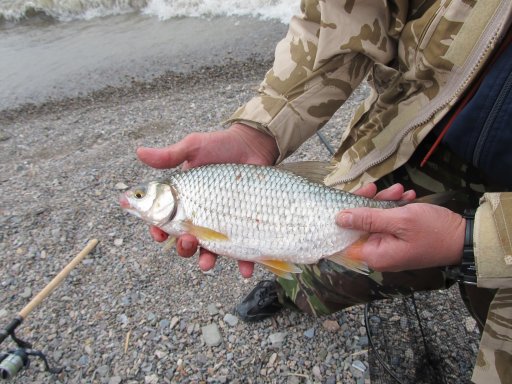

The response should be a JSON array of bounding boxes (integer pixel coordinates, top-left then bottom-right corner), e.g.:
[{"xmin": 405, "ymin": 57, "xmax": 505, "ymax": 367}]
[{"xmin": 329, "ymin": 3, "xmax": 510, "ymax": 187}]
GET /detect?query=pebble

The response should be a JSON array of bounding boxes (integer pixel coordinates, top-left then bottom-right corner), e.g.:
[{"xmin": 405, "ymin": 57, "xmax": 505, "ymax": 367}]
[
  {"xmin": 20, "ymin": 287, "xmax": 32, "ymax": 299},
  {"xmin": 0, "ymin": 309, "xmax": 8, "ymax": 319},
  {"xmin": 322, "ymin": 319, "xmax": 340, "ymax": 332},
  {"xmin": 114, "ymin": 238, "xmax": 124, "ymax": 247},
  {"xmin": 115, "ymin": 182, "xmax": 129, "ymax": 190},
  {"xmin": 312, "ymin": 365, "xmax": 322, "ymax": 380},
  {"xmin": 202, "ymin": 324, "xmax": 222, "ymax": 347},
  {"xmin": 268, "ymin": 332, "xmax": 287, "ymax": 348},
  {"xmin": 223, "ymin": 313, "xmax": 238, "ymax": 327},
  {"xmin": 108, "ymin": 377, "xmax": 122, "ymax": 384},
  {"xmin": 169, "ymin": 316, "xmax": 180, "ymax": 330},
  {"xmin": 352, "ymin": 360, "xmax": 366, "ymax": 373},
  {"xmin": 145, "ymin": 374, "xmax": 159, "ymax": 384},
  {"xmin": 304, "ymin": 327, "xmax": 315, "ymax": 339},
  {"xmin": 207, "ymin": 303, "xmax": 219, "ymax": 316}
]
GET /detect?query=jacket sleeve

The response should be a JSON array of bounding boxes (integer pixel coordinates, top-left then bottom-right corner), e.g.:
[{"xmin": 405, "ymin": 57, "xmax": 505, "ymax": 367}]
[
  {"xmin": 225, "ymin": 0, "xmax": 405, "ymax": 163},
  {"xmin": 474, "ymin": 192, "xmax": 512, "ymax": 288}
]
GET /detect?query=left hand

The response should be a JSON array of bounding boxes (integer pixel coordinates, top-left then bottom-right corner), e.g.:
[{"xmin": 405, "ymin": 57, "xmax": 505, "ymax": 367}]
[{"xmin": 336, "ymin": 188, "xmax": 465, "ymax": 272}]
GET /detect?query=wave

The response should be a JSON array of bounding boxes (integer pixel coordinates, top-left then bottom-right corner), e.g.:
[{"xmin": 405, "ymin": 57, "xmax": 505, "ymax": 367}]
[{"xmin": 0, "ymin": 0, "xmax": 298, "ymax": 24}]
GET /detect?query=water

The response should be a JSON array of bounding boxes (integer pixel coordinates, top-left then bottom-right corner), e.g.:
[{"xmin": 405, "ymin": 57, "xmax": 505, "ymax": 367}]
[{"xmin": 0, "ymin": 0, "xmax": 296, "ymax": 110}]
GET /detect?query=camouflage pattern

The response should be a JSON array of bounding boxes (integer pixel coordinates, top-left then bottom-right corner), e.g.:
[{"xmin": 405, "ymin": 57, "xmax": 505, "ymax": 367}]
[
  {"xmin": 226, "ymin": 1, "xmax": 512, "ymax": 382},
  {"xmin": 472, "ymin": 288, "xmax": 512, "ymax": 384}
]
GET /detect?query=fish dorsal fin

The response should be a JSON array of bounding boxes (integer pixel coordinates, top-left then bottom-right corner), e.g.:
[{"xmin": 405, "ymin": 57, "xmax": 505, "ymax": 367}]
[
  {"xmin": 327, "ymin": 237, "xmax": 370, "ymax": 275},
  {"xmin": 277, "ymin": 161, "xmax": 335, "ymax": 185},
  {"xmin": 258, "ymin": 260, "xmax": 302, "ymax": 280},
  {"xmin": 182, "ymin": 221, "xmax": 229, "ymax": 241}
]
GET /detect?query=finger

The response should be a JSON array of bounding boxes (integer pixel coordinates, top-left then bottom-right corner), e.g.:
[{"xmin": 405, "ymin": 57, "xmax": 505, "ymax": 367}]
[
  {"xmin": 150, "ymin": 226, "xmax": 168, "ymax": 242},
  {"xmin": 176, "ymin": 235, "xmax": 199, "ymax": 258},
  {"xmin": 237, "ymin": 260, "xmax": 254, "ymax": 278},
  {"xmin": 137, "ymin": 141, "xmax": 191, "ymax": 169},
  {"xmin": 353, "ymin": 183, "xmax": 377, "ymax": 198},
  {"xmin": 402, "ymin": 189, "xmax": 416, "ymax": 201},
  {"xmin": 374, "ymin": 183, "xmax": 404, "ymax": 200},
  {"xmin": 198, "ymin": 248, "xmax": 218, "ymax": 271},
  {"xmin": 336, "ymin": 207, "xmax": 401, "ymax": 234}
]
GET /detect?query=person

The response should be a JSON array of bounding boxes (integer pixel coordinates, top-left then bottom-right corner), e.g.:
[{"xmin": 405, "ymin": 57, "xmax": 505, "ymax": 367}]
[{"xmin": 136, "ymin": 1, "xmax": 512, "ymax": 383}]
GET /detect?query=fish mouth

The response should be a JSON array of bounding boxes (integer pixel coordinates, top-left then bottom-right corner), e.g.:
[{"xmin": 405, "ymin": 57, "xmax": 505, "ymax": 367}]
[{"xmin": 119, "ymin": 194, "xmax": 131, "ymax": 209}]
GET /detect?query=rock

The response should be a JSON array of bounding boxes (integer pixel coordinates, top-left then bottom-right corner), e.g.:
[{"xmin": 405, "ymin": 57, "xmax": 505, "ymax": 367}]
[
  {"xmin": 117, "ymin": 314, "xmax": 129, "ymax": 325},
  {"xmin": 268, "ymin": 332, "xmax": 287, "ymax": 348},
  {"xmin": 0, "ymin": 309, "xmax": 8, "ymax": 319},
  {"xmin": 114, "ymin": 238, "xmax": 123, "ymax": 247},
  {"xmin": 304, "ymin": 327, "xmax": 315, "ymax": 339},
  {"xmin": 20, "ymin": 287, "xmax": 32, "ymax": 299},
  {"xmin": 202, "ymin": 324, "xmax": 222, "ymax": 347},
  {"xmin": 352, "ymin": 360, "xmax": 366, "ymax": 372},
  {"xmin": 96, "ymin": 365, "xmax": 109, "ymax": 376},
  {"xmin": 312, "ymin": 365, "xmax": 322, "ymax": 380},
  {"xmin": 115, "ymin": 182, "xmax": 129, "ymax": 190},
  {"xmin": 322, "ymin": 319, "xmax": 340, "ymax": 332},
  {"xmin": 108, "ymin": 377, "xmax": 122, "ymax": 384},
  {"xmin": 145, "ymin": 374, "xmax": 159, "ymax": 384},
  {"xmin": 159, "ymin": 319, "xmax": 170, "ymax": 329},
  {"xmin": 267, "ymin": 352, "xmax": 277, "ymax": 367},
  {"xmin": 169, "ymin": 316, "xmax": 179, "ymax": 330},
  {"xmin": 207, "ymin": 303, "xmax": 219, "ymax": 316},
  {"xmin": 223, "ymin": 313, "xmax": 238, "ymax": 327}
]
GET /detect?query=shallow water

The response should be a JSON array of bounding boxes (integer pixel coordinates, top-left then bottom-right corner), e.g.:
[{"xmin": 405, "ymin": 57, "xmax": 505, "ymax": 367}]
[{"xmin": 0, "ymin": 13, "xmax": 286, "ymax": 110}]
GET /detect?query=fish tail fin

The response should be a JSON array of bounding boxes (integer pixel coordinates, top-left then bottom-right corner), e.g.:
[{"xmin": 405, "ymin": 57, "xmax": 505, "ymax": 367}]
[
  {"xmin": 327, "ymin": 237, "xmax": 370, "ymax": 275},
  {"xmin": 258, "ymin": 260, "xmax": 302, "ymax": 280}
]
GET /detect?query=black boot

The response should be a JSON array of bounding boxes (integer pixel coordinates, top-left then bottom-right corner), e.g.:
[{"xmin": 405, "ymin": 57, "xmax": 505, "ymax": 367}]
[{"xmin": 235, "ymin": 280, "xmax": 283, "ymax": 322}]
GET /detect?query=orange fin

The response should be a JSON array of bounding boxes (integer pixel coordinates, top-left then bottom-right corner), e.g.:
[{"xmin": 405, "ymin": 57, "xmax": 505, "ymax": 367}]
[
  {"xmin": 258, "ymin": 260, "xmax": 302, "ymax": 280},
  {"xmin": 182, "ymin": 221, "xmax": 229, "ymax": 241},
  {"xmin": 327, "ymin": 237, "xmax": 370, "ymax": 275},
  {"xmin": 162, "ymin": 236, "xmax": 177, "ymax": 252}
]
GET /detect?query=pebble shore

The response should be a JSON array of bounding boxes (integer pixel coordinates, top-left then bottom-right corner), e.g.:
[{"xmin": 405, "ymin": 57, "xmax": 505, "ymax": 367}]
[{"xmin": 0, "ymin": 58, "xmax": 478, "ymax": 384}]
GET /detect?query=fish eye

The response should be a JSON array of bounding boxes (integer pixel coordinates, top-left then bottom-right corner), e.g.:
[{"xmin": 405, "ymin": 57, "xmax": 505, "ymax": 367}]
[{"xmin": 134, "ymin": 190, "xmax": 146, "ymax": 199}]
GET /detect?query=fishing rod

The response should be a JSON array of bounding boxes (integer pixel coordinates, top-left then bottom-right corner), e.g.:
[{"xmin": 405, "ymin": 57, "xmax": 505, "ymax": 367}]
[{"xmin": 0, "ymin": 239, "xmax": 99, "ymax": 380}]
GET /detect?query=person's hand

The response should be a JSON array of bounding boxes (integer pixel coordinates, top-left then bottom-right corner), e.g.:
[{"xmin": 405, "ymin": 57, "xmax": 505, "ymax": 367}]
[
  {"xmin": 137, "ymin": 123, "xmax": 279, "ymax": 278},
  {"xmin": 336, "ymin": 190, "xmax": 465, "ymax": 272}
]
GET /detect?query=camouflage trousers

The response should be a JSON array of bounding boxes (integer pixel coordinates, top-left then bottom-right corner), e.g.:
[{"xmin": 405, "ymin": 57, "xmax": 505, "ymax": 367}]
[{"xmin": 276, "ymin": 136, "xmax": 499, "ymax": 329}]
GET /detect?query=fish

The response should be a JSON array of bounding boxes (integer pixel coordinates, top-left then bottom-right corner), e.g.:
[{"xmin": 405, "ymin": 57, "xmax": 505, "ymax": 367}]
[{"xmin": 119, "ymin": 162, "xmax": 436, "ymax": 279}]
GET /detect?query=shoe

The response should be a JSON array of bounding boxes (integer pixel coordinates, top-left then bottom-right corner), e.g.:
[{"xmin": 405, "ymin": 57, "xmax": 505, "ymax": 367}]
[{"xmin": 235, "ymin": 280, "xmax": 283, "ymax": 322}]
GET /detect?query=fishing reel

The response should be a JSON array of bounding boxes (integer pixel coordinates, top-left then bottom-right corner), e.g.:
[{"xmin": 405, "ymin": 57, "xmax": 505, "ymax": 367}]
[{"xmin": 0, "ymin": 317, "xmax": 61, "ymax": 380}]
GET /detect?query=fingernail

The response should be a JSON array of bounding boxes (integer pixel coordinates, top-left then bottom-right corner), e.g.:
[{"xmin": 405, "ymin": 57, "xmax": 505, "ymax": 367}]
[
  {"xmin": 337, "ymin": 212, "xmax": 353, "ymax": 228},
  {"xmin": 181, "ymin": 239, "xmax": 193, "ymax": 250}
]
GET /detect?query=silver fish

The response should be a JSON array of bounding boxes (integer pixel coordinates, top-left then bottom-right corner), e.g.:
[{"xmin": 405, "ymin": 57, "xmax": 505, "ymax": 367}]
[{"xmin": 120, "ymin": 163, "xmax": 403, "ymax": 278}]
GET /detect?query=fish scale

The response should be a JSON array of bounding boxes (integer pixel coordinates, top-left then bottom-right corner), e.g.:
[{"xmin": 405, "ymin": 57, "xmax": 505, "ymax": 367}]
[{"xmin": 159, "ymin": 164, "xmax": 398, "ymax": 264}]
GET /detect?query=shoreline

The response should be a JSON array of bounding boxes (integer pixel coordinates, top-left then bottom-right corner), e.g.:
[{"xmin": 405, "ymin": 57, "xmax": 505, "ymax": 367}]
[{"xmin": 0, "ymin": 14, "xmax": 287, "ymax": 111}]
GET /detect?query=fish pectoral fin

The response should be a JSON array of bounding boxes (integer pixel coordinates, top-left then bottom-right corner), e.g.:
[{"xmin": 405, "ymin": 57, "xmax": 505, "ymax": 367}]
[
  {"xmin": 327, "ymin": 237, "xmax": 370, "ymax": 275},
  {"xmin": 258, "ymin": 260, "xmax": 302, "ymax": 280},
  {"xmin": 182, "ymin": 220, "xmax": 229, "ymax": 241},
  {"xmin": 162, "ymin": 236, "xmax": 177, "ymax": 252}
]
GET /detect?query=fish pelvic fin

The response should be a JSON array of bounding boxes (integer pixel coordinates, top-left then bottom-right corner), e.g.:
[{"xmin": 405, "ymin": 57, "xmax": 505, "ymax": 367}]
[
  {"xmin": 162, "ymin": 236, "xmax": 177, "ymax": 252},
  {"xmin": 327, "ymin": 237, "xmax": 370, "ymax": 275},
  {"xmin": 182, "ymin": 220, "xmax": 229, "ymax": 241},
  {"xmin": 277, "ymin": 161, "xmax": 335, "ymax": 185},
  {"xmin": 258, "ymin": 260, "xmax": 302, "ymax": 280}
]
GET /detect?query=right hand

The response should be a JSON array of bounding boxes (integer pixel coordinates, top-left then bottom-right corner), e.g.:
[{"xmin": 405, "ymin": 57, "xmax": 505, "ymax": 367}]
[{"xmin": 136, "ymin": 123, "xmax": 279, "ymax": 278}]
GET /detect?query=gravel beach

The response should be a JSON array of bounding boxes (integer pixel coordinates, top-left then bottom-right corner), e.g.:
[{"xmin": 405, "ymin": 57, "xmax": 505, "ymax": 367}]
[{"xmin": 0, "ymin": 57, "xmax": 479, "ymax": 384}]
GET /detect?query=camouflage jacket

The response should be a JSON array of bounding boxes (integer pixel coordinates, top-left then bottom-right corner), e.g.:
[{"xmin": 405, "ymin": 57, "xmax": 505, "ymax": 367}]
[{"xmin": 226, "ymin": 1, "xmax": 512, "ymax": 382}]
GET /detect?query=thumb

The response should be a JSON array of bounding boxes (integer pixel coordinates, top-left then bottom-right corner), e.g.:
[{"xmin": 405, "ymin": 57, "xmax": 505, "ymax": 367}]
[
  {"xmin": 336, "ymin": 207, "xmax": 394, "ymax": 234},
  {"xmin": 137, "ymin": 143, "xmax": 190, "ymax": 169}
]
